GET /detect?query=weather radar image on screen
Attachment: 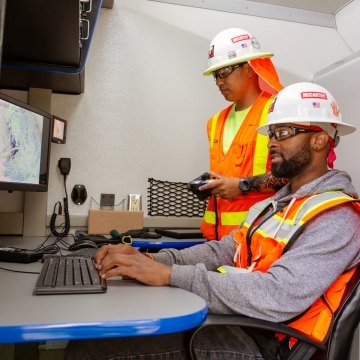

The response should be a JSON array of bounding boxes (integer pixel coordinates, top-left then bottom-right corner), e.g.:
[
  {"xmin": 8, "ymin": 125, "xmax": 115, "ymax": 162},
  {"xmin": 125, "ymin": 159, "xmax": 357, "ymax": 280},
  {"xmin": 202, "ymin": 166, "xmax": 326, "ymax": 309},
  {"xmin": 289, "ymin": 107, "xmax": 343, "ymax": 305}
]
[{"xmin": 0, "ymin": 93, "xmax": 52, "ymax": 192}]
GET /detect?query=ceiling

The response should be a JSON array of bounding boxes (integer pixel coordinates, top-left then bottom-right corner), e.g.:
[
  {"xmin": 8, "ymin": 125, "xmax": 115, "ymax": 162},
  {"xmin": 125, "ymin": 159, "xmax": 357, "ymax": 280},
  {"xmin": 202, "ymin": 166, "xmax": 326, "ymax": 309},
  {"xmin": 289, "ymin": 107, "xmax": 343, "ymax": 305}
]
[
  {"xmin": 148, "ymin": 0, "xmax": 354, "ymax": 27},
  {"xmin": 247, "ymin": 0, "xmax": 352, "ymax": 15}
]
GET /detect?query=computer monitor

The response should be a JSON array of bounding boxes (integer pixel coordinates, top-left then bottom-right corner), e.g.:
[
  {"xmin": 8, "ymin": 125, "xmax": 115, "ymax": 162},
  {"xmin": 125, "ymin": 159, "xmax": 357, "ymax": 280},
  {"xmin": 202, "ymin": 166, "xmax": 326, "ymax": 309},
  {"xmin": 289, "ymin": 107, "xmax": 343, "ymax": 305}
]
[{"xmin": 0, "ymin": 92, "xmax": 52, "ymax": 192}]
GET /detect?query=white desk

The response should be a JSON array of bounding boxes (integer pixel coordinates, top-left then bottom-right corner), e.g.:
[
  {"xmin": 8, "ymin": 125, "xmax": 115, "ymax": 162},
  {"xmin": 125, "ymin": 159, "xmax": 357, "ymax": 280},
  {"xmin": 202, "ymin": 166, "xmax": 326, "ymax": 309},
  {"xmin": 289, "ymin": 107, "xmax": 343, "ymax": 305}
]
[{"xmin": 0, "ymin": 237, "xmax": 208, "ymax": 344}]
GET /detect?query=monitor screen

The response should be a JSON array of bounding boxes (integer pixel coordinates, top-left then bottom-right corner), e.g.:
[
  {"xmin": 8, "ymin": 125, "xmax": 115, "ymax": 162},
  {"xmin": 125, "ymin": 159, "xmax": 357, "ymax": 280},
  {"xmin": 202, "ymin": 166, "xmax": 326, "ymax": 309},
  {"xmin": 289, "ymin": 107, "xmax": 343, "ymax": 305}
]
[{"xmin": 0, "ymin": 92, "xmax": 52, "ymax": 192}]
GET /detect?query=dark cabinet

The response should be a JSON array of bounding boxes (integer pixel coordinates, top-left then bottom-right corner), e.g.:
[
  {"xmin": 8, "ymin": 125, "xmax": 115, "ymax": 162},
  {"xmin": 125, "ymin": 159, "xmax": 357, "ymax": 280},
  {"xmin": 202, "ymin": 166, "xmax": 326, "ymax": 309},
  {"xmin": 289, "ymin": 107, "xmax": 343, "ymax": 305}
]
[{"xmin": 0, "ymin": 0, "xmax": 108, "ymax": 94}]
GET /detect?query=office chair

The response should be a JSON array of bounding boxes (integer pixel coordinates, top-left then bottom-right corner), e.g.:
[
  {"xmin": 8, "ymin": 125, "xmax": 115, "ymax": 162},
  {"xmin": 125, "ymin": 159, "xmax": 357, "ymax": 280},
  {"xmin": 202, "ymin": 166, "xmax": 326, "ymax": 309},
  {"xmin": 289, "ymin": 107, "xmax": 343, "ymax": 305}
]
[{"xmin": 189, "ymin": 266, "xmax": 360, "ymax": 360}]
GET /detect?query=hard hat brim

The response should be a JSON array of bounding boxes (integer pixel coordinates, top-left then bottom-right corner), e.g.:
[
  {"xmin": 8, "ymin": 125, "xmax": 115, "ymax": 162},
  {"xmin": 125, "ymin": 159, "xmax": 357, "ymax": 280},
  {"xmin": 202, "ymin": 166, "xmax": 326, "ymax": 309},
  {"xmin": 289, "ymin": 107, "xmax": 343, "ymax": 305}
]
[
  {"xmin": 203, "ymin": 52, "xmax": 273, "ymax": 76},
  {"xmin": 257, "ymin": 118, "xmax": 356, "ymax": 137}
]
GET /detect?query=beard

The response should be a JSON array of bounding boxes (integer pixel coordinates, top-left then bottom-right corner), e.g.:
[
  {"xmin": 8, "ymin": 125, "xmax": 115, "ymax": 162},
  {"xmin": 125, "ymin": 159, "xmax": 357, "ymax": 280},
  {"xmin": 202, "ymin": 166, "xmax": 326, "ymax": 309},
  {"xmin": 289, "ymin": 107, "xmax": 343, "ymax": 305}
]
[{"xmin": 271, "ymin": 141, "xmax": 312, "ymax": 179}]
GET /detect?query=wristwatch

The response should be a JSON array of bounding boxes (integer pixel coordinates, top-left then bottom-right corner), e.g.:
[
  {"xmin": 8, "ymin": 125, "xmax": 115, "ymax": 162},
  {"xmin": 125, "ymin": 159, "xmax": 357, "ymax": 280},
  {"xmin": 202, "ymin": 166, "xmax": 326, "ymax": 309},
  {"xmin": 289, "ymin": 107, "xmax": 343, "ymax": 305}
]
[{"xmin": 238, "ymin": 178, "xmax": 250, "ymax": 195}]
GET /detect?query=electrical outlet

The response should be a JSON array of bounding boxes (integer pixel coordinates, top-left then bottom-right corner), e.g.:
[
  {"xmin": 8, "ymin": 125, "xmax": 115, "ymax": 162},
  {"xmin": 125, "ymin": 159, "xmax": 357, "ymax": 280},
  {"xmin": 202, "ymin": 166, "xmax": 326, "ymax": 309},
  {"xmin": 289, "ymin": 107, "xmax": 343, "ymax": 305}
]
[{"xmin": 128, "ymin": 194, "xmax": 142, "ymax": 211}]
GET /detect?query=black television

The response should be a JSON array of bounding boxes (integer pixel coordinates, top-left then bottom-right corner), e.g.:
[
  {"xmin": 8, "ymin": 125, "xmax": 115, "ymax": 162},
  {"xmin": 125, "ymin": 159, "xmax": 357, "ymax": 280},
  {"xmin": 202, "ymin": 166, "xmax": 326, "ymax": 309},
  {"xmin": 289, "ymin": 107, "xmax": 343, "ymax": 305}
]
[{"xmin": 0, "ymin": 92, "xmax": 52, "ymax": 192}]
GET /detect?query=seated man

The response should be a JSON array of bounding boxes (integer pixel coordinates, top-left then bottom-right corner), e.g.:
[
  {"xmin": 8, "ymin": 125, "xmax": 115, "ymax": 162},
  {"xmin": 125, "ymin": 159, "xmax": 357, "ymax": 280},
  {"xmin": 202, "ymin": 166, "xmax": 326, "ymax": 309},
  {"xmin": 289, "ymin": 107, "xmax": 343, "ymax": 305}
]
[{"xmin": 65, "ymin": 82, "xmax": 360, "ymax": 360}]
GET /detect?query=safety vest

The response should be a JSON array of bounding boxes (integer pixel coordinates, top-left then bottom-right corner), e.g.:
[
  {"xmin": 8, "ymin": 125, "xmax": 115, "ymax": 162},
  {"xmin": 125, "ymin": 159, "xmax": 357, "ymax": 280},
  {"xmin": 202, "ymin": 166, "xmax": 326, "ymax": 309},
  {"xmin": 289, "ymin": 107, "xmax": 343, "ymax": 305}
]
[
  {"xmin": 233, "ymin": 191, "xmax": 360, "ymax": 345},
  {"xmin": 201, "ymin": 92, "xmax": 275, "ymax": 240}
]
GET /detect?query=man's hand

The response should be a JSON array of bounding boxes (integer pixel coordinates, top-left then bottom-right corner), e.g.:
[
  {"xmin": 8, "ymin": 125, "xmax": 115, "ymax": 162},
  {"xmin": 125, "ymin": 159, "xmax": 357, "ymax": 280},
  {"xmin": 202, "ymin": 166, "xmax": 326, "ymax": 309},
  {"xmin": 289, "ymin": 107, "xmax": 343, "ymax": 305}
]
[
  {"xmin": 94, "ymin": 244, "xmax": 171, "ymax": 286},
  {"xmin": 198, "ymin": 172, "xmax": 288, "ymax": 198},
  {"xmin": 199, "ymin": 172, "xmax": 241, "ymax": 199}
]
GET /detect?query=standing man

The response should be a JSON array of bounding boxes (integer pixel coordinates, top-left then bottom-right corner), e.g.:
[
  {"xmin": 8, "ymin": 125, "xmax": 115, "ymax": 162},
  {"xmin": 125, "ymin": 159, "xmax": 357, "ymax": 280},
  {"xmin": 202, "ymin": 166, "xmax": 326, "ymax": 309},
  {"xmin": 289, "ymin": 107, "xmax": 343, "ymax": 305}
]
[{"xmin": 199, "ymin": 28, "xmax": 284, "ymax": 240}]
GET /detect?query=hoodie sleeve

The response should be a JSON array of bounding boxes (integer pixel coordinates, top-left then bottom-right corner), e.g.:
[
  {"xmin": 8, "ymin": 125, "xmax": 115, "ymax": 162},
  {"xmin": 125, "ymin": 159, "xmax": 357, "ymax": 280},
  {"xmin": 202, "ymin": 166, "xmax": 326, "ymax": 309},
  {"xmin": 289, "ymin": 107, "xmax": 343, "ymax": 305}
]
[
  {"xmin": 153, "ymin": 232, "xmax": 236, "ymax": 270},
  {"xmin": 162, "ymin": 204, "xmax": 360, "ymax": 322}
]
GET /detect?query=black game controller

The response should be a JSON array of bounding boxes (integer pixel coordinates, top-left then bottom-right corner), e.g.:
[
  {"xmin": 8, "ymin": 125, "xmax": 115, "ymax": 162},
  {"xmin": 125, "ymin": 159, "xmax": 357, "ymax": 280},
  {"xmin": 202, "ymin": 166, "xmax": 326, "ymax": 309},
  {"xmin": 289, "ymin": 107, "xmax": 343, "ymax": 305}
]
[{"xmin": 187, "ymin": 172, "xmax": 213, "ymax": 201}]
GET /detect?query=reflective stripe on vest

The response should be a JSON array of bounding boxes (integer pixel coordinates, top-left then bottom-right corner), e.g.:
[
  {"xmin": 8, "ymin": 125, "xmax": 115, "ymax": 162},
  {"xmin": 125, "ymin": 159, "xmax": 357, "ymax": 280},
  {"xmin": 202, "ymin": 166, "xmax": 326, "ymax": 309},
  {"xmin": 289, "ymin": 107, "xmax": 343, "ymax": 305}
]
[
  {"xmin": 203, "ymin": 210, "xmax": 216, "ymax": 225},
  {"xmin": 209, "ymin": 111, "xmax": 221, "ymax": 149},
  {"xmin": 253, "ymin": 97, "xmax": 273, "ymax": 175},
  {"xmin": 204, "ymin": 210, "xmax": 248, "ymax": 226},
  {"xmin": 241, "ymin": 191, "xmax": 355, "ymax": 244}
]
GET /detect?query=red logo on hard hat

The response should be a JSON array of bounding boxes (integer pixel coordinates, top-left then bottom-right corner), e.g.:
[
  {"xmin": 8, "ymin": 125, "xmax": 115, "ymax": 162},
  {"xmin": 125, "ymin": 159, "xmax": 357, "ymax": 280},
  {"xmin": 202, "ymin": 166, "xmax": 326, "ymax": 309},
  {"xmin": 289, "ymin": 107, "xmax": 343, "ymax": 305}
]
[
  {"xmin": 331, "ymin": 101, "xmax": 340, "ymax": 117},
  {"xmin": 301, "ymin": 92, "xmax": 328, "ymax": 100},
  {"xmin": 231, "ymin": 34, "xmax": 250, "ymax": 43},
  {"xmin": 208, "ymin": 45, "xmax": 215, "ymax": 59}
]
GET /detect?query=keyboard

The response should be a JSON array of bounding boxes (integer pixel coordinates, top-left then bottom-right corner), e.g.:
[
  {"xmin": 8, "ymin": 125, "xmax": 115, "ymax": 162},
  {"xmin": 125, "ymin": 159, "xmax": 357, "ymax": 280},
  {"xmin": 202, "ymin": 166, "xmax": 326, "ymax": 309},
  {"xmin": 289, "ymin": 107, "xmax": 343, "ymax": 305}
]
[
  {"xmin": 72, "ymin": 247, "xmax": 98, "ymax": 258},
  {"xmin": 35, "ymin": 255, "xmax": 107, "ymax": 295}
]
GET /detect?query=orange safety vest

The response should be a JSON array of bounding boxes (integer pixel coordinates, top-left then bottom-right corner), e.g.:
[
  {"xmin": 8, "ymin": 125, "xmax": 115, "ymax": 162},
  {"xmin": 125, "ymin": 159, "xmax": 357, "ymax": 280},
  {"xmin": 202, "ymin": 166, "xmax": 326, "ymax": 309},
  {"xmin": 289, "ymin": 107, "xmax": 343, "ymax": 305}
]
[
  {"xmin": 233, "ymin": 191, "xmax": 360, "ymax": 345},
  {"xmin": 201, "ymin": 93, "xmax": 275, "ymax": 240},
  {"xmin": 201, "ymin": 57, "xmax": 283, "ymax": 241}
]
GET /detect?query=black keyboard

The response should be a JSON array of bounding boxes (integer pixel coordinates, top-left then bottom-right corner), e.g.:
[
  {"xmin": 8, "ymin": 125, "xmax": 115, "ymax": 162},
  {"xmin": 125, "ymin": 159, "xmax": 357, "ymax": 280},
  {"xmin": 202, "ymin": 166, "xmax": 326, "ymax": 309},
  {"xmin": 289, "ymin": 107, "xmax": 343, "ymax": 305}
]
[{"xmin": 35, "ymin": 256, "xmax": 107, "ymax": 295}]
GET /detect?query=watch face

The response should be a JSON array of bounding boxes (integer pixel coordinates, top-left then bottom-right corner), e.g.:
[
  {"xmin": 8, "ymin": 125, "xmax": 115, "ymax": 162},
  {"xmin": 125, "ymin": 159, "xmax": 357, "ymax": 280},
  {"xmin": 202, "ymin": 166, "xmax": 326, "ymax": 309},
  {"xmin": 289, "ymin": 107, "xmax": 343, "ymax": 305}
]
[{"xmin": 240, "ymin": 179, "xmax": 250, "ymax": 193}]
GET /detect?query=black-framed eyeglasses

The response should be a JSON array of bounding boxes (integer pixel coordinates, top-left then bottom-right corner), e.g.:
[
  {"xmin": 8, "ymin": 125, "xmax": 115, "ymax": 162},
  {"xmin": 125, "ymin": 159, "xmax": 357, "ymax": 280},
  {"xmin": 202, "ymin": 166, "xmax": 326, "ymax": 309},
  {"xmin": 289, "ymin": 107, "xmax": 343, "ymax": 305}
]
[
  {"xmin": 212, "ymin": 63, "xmax": 246, "ymax": 80},
  {"xmin": 267, "ymin": 126, "xmax": 316, "ymax": 141}
]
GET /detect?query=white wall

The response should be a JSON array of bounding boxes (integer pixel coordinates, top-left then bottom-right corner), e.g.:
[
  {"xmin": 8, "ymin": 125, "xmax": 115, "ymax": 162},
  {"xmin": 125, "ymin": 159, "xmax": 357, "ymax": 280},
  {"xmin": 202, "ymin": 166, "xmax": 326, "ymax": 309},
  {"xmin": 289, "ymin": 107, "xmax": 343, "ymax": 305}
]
[
  {"xmin": 315, "ymin": 55, "xmax": 360, "ymax": 194},
  {"xmin": 336, "ymin": 0, "xmax": 360, "ymax": 52},
  {"xmin": 47, "ymin": 0, "xmax": 355, "ymax": 219}
]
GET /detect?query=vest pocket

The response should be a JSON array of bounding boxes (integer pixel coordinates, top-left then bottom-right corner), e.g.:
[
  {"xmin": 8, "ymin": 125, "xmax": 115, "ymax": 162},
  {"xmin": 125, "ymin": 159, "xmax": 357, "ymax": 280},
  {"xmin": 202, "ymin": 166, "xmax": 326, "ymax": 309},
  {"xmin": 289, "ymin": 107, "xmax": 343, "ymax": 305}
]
[{"xmin": 232, "ymin": 143, "xmax": 248, "ymax": 166}]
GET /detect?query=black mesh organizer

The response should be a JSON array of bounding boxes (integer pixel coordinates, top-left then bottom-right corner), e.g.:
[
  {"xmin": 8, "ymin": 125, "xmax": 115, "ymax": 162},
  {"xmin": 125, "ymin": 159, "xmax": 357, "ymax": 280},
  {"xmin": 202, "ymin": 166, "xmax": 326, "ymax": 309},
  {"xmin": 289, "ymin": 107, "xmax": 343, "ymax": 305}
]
[{"xmin": 147, "ymin": 178, "xmax": 207, "ymax": 217}]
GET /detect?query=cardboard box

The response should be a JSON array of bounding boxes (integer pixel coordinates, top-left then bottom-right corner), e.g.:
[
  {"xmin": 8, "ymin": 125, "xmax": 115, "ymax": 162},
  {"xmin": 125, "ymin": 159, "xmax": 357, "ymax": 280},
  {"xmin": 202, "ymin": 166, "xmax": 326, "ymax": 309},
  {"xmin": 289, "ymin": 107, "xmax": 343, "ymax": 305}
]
[{"xmin": 88, "ymin": 210, "xmax": 144, "ymax": 235}]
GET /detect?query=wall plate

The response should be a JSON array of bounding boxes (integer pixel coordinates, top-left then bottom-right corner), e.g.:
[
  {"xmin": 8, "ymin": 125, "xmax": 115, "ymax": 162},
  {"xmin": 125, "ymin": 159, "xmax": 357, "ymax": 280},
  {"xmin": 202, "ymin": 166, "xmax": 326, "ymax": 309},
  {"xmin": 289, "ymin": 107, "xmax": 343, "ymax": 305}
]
[
  {"xmin": 100, "ymin": 193, "xmax": 115, "ymax": 210},
  {"xmin": 128, "ymin": 194, "xmax": 142, "ymax": 211}
]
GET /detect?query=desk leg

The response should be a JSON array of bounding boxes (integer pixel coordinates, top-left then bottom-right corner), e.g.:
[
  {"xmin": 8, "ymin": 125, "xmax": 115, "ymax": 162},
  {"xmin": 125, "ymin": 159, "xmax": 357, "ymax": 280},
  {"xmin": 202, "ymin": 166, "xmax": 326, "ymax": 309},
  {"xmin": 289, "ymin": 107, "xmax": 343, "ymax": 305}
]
[{"xmin": 14, "ymin": 343, "xmax": 39, "ymax": 360}]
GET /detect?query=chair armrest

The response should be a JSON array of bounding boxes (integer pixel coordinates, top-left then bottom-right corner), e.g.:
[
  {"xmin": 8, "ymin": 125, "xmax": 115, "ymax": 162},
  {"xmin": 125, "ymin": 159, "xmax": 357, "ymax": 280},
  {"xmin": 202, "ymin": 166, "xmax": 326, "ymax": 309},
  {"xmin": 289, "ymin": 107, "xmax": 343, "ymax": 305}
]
[
  {"xmin": 189, "ymin": 314, "xmax": 325, "ymax": 359},
  {"xmin": 204, "ymin": 314, "xmax": 324, "ymax": 347}
]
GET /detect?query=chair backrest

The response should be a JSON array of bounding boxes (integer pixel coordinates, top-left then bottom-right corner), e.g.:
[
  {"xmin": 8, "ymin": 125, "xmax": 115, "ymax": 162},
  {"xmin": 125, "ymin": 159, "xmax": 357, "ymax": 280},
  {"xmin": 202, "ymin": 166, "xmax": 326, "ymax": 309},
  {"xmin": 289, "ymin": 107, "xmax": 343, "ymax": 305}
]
[{"xmin": 321, "ymin": 266, "xmax": 360, "ymax": 360}]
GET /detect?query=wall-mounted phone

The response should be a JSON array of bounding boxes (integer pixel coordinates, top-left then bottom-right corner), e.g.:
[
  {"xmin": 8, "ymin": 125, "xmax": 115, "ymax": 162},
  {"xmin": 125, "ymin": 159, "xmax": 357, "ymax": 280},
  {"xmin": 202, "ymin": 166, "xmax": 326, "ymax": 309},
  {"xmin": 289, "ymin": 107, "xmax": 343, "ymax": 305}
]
[{"xmin": 51, "ymin": 116, "xmax": 67, "ymax": 144}]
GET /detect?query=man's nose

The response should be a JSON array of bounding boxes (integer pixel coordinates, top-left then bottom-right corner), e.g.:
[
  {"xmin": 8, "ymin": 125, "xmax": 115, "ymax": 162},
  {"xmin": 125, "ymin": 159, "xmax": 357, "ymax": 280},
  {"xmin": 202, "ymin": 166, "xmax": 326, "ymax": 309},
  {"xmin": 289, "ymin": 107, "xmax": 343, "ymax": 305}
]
[{"xmin": 267, "ymin": 136, "xmax": 279, "ymax": 149}]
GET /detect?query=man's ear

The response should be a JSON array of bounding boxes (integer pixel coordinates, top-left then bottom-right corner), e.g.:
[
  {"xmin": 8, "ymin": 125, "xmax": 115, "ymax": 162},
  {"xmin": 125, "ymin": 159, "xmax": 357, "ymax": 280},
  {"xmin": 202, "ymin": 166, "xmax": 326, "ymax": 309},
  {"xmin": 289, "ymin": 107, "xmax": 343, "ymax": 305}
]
[
  {"xmin": 311, "ymin": 131, "xmax": 329, "ymax": 151},
  {"xmin": 244, "ymin": 62, "xmax": 255, "ymax": 77}
]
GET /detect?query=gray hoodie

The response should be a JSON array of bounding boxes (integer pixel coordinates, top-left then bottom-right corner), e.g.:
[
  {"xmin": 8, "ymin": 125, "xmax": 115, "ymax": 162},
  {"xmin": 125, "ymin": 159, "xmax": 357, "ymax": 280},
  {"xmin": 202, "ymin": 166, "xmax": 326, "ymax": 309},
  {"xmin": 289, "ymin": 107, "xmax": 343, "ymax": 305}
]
[{"xmin": 154, "ymin": 170, "xmax": 360, "ymax": 322}]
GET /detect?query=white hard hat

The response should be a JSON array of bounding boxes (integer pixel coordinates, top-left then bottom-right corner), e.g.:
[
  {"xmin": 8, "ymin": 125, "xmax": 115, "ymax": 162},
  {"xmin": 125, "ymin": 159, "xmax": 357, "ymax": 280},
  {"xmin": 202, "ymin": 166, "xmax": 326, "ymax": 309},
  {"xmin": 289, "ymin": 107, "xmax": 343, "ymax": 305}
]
[
  {"xmin": 257, "ymin": 82, "xmax": 356, "ymax": 137},
  {"xmin": 203, "ymin": 28, "xmax": 273, "ymax": 76}
]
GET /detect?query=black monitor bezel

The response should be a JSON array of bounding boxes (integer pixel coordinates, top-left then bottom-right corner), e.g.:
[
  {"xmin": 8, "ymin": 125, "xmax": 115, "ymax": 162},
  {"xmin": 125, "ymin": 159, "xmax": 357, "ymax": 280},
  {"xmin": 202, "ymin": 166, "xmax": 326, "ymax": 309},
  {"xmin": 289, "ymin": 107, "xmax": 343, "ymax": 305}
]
[{"xmin": 0, "ymin": 92, "xmax": 52, "ymax": 192}]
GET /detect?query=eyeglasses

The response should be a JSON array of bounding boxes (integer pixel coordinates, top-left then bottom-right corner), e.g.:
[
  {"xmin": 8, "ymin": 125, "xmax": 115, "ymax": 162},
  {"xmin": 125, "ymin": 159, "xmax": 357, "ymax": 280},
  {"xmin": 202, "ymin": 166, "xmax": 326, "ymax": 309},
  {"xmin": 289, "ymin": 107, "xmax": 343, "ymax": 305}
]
[
  {"xmin": 212, "ymin": 63, "xmax": 245, "ymax": 80},
  {"xmin": 267, "ymin": 126, "xmax": 316, "ymax": 141}
]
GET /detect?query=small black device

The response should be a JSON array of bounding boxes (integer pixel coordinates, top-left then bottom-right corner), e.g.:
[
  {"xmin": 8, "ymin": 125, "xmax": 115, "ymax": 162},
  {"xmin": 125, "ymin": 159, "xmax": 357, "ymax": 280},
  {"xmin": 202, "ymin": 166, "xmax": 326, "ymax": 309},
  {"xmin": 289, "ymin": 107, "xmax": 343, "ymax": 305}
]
[
  {"xmin": 238, "ymin": 178, "xmax": 251, "ymax": 195},
  {"xmin": 74, "ymin": 230, "xmax": 119, "ymax": 245},
  {"xmin": 0, "ymin": 245, "xmax": 58, "ymax": 263},
  {"xmin": 68, "ymin": 240, "xmax": 98, "ymax": 251},
  {"xmin": 71, "ymin": 184, "xmax": 87, "ymax": 205},
  {"xmin": 50, "ymin": 158, "xmax": 71, "ymax": 238},
  {"xmin": 154, "ymin": 228, "xmax": 204, "ymax": 239},
  {"xmin": 75, "ymin": 230, "xmax": 108, "ymax": 242},
  {"xmin": 187, "ymin": 172, "xmax": 212, "ymax": 201},
  {"xmin": 51, "ymin": 116, "xmax": 67, "ymax": 144},
  {"xmin": 58, "ymin": 158, "xmax": 71, "ymax": 175},
  {"xmin": 110, "ymin": 228, "xmax": 161, "ymax": 240}
]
